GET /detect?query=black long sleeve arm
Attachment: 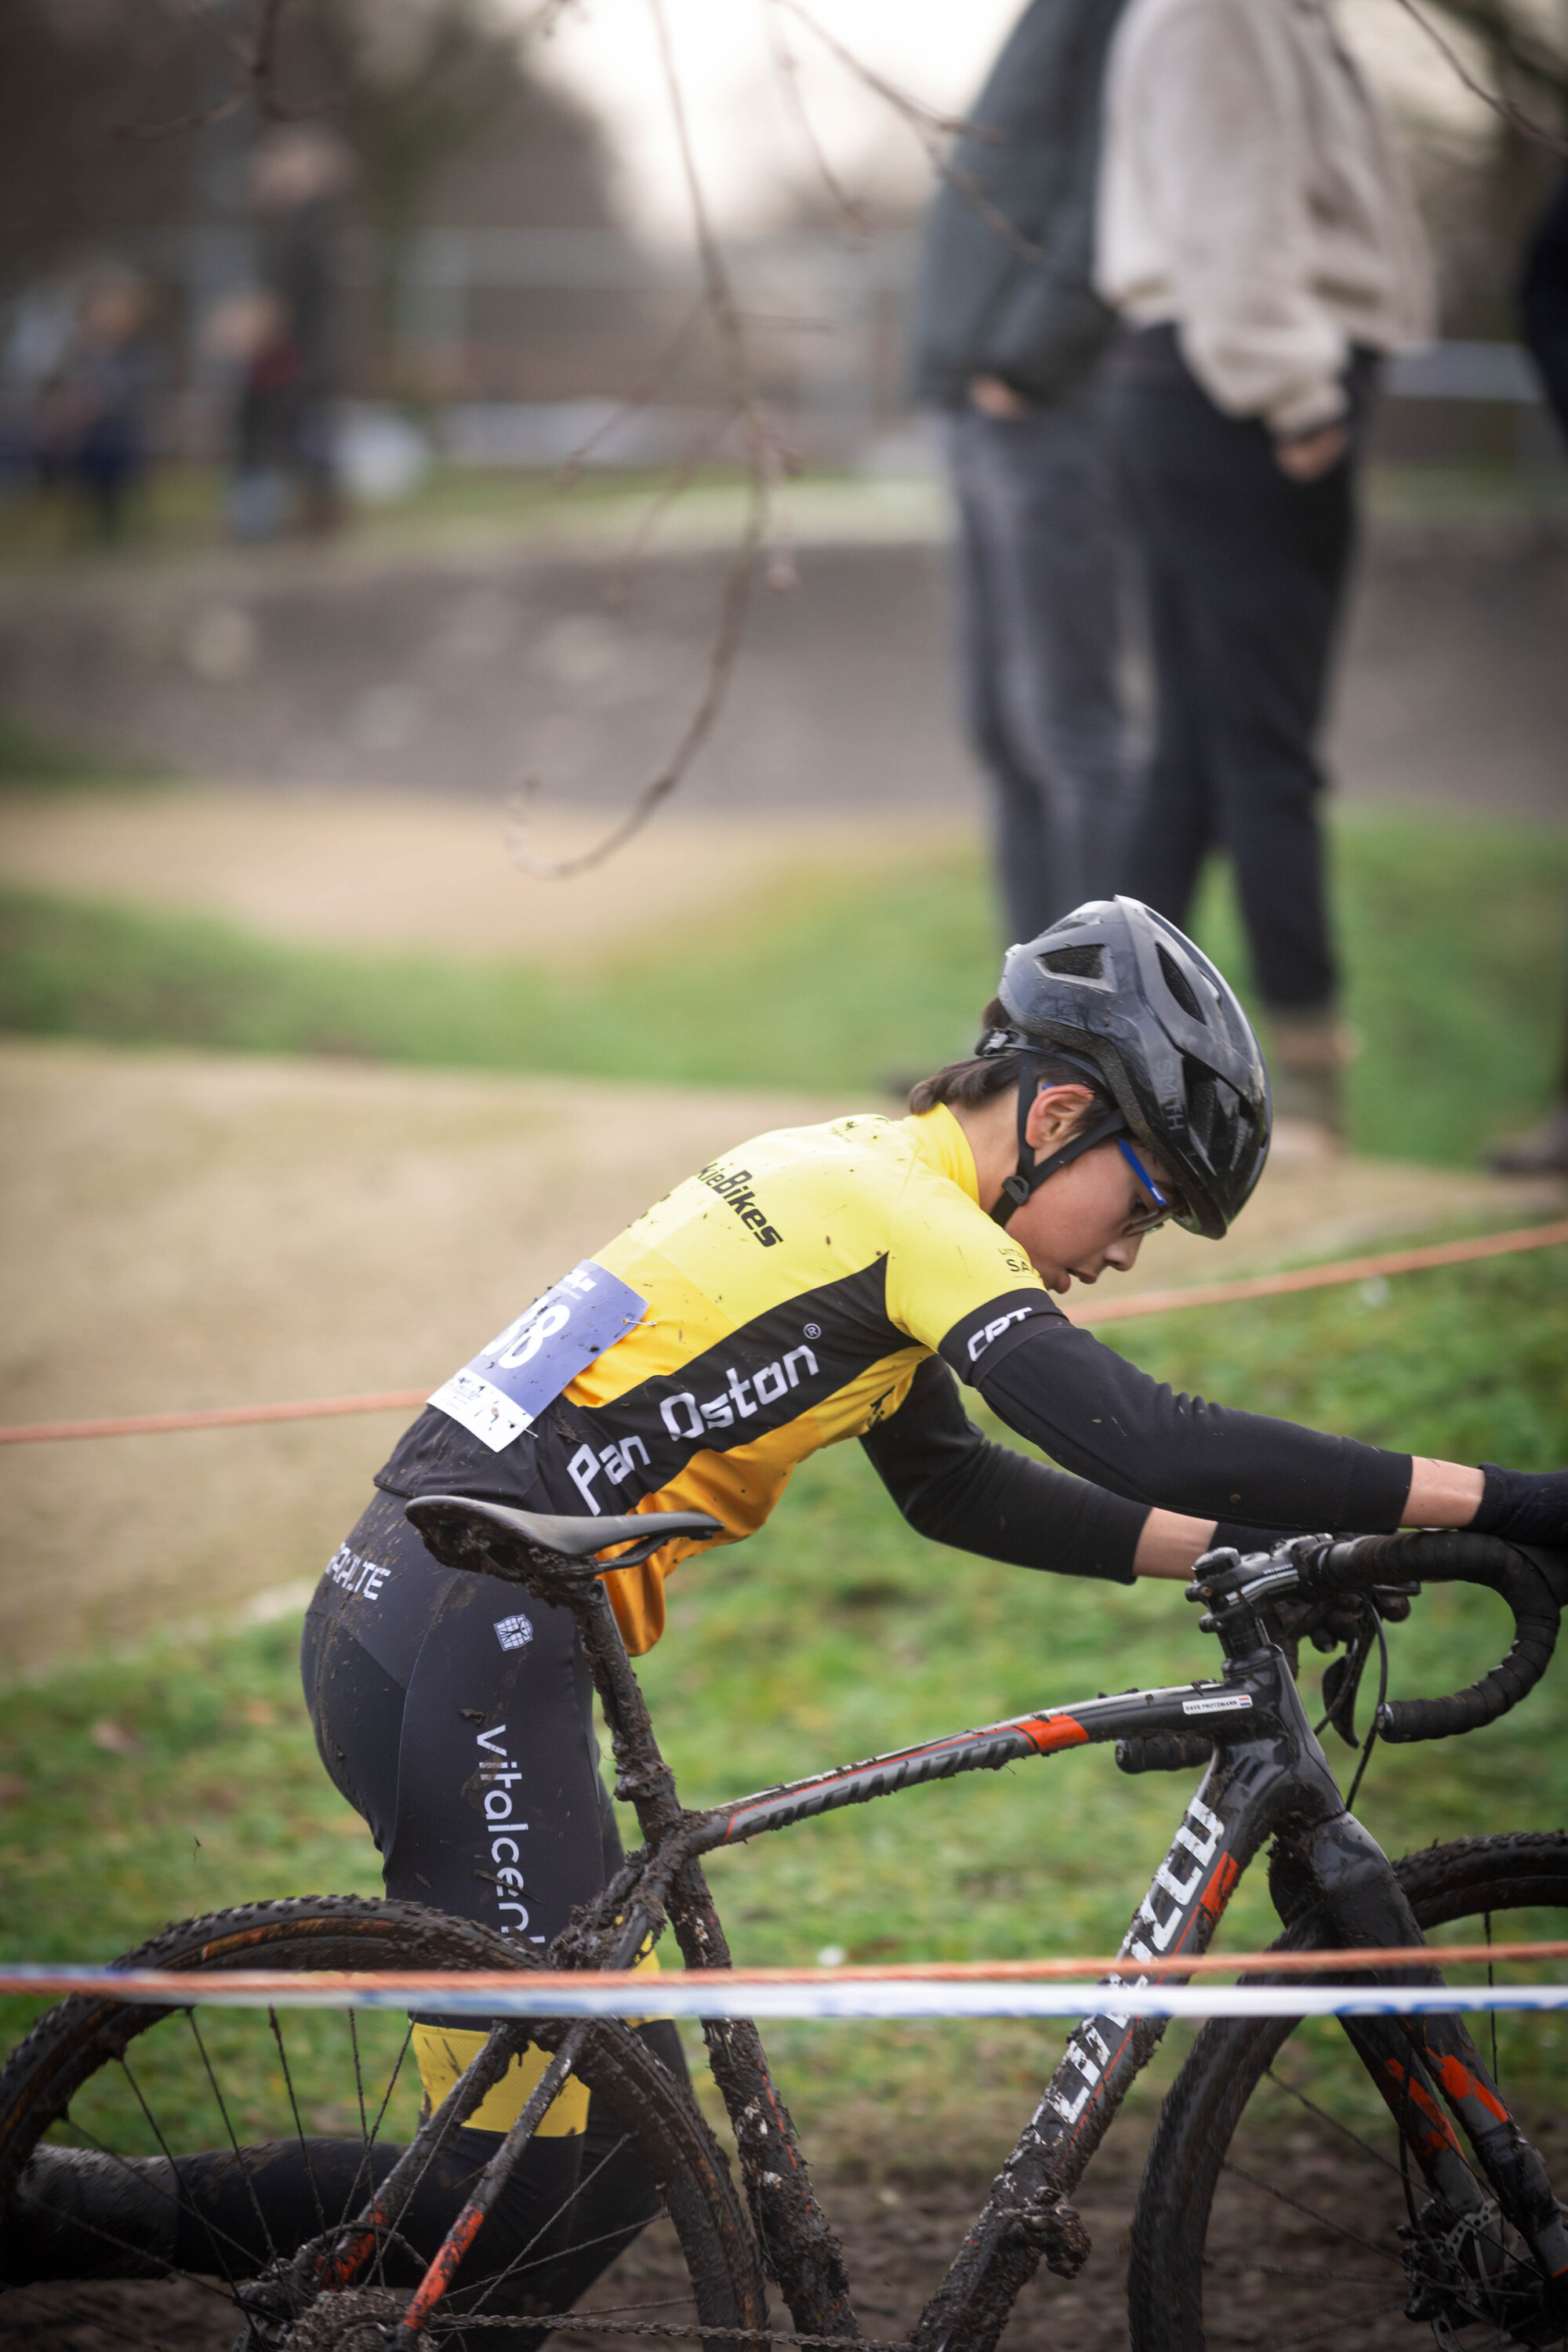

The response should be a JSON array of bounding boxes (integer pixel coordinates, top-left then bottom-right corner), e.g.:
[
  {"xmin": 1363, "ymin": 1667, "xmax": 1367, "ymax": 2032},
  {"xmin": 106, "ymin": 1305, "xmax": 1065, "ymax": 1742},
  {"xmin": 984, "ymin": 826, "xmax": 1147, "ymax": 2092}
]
[
  {"xmin": 965, "ymin": 1315, "xmax": 1412, "ymax": 1534},
  {"xmin": 858, "ymin": 1356, "xmax": 1146, "ymax": 1583}
]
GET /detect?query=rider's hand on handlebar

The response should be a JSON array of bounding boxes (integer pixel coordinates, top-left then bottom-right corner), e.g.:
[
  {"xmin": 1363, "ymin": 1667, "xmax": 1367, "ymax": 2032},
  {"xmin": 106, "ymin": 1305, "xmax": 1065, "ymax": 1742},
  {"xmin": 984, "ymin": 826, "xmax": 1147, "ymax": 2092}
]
[
  {"xmin": 1270, "ymin": 1583, "xmax": 1412, "ymax": 1653},
  {"xmin": 1213, "ymin": 1524, "xmax": 1420, "ymax": 1656},
  {"xmin": 1472, "ymin": 1465, "xmax": 1568, "ymax": 1550},
  {"xmin": 1210, "ymin": 1520, "xmax": 1413, "ymax": 1651}
]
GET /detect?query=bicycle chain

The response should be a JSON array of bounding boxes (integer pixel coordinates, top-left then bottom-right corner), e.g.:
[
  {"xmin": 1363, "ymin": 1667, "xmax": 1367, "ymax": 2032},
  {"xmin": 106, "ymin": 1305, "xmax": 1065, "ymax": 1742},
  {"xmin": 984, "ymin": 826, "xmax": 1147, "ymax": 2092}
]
[{"xmin": 423, "ymin": 2314, "xmax": 910, "ymax": 2347}]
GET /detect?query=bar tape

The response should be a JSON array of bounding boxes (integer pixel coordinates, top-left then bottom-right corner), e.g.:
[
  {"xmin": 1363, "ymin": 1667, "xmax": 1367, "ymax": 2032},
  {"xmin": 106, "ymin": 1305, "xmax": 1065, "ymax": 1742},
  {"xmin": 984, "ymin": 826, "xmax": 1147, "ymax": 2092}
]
[
  {"xmin": 2, "ymin": 1219, "xmax": 1564, "ymax": 1448},
  {"xmin": 5, "ymin": 1943, "xmax": 1568, "ymax": 2022}
]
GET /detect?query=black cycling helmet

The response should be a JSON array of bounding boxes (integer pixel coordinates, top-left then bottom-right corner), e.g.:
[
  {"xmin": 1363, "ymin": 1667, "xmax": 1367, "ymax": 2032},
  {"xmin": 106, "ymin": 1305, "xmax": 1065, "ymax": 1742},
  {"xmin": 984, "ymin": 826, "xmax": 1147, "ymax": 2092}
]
[{"xmin": 976, "ymin": 896, "xmax": 1271, "ymax": 1241}]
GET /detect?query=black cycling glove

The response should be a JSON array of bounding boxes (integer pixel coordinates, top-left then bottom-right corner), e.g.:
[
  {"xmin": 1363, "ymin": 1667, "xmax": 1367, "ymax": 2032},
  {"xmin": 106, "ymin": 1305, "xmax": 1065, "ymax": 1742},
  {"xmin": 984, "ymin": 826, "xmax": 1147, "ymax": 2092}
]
[
  {"xmin": 1207, "ymin": 1521, "xmax": 1412, "ymax": 1650},
  {"xmin": 1472, "ymin": 1465, "xmax": 1568, "ymax": 1549}
]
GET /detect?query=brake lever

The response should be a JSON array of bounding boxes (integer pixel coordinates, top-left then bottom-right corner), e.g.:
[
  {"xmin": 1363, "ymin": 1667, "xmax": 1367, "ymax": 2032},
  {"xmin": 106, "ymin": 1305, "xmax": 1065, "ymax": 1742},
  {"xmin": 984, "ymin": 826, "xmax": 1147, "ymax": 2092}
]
[{"xmin": 1322, "ymin": 1615, "xmax": 1375, "ymax": 1746}]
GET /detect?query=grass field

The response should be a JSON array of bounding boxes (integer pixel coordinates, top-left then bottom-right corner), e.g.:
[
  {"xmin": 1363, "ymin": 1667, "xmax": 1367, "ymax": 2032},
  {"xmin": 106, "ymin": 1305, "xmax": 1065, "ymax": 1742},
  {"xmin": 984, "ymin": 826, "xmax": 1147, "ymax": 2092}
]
[
  {"xmin": 3, "ymin": 803, "xmax": 1566, "ymax": 1167},
  {"xmin": 4, "ymin": 1245, "xmax": 1565, "ymax": 2171},
  {"xmin": 3, "ymin": 772, "xmax": 1565, "ymax": 2176},
  {"xmin": 2, "ymin": 459, "xmax": 1563, "ymax": 577}
]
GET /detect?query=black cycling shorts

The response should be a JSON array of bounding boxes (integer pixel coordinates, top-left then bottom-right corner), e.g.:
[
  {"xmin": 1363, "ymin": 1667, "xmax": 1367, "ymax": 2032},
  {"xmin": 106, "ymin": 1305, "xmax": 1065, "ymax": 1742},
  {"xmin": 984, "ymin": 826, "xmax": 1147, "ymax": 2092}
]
[
  {"xmin": 302, "ymin": 1486, "xmax": 620, "ymax": 1957},
  {"xmin": 300, "ymin": 1490, "xmax": 685, "ymax": 2157}
]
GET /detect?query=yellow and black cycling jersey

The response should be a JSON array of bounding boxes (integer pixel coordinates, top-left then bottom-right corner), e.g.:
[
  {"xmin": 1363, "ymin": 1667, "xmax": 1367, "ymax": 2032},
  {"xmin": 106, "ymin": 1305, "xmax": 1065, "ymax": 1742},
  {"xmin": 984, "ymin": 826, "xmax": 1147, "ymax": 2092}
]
[
  {"xmin": 381, "ymin": 1106, "xmax": 1065, "ymax": 1648},
  {"xmin": 377, "ymin": 1103, "xmax": 1412, "ymax": 1651}
]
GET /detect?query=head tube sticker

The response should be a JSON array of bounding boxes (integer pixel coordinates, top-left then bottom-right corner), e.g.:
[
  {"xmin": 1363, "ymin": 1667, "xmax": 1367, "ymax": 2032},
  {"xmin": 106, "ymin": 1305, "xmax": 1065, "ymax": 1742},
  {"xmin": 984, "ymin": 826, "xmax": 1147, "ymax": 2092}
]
[
  {"xmin": 429, "ymin": 1261, "xmax": 648, "ymax": 1452},
  {"xmin": 1181, "ymin": 1693, "xmax": 1253, "ymax": 1716}
]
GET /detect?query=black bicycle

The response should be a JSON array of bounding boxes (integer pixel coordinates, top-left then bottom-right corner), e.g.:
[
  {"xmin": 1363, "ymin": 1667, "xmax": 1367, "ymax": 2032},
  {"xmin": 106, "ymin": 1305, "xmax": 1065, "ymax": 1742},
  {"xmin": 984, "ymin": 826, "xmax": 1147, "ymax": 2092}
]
[{"xmin": 2, "ymin": 1500, "xmax": 1566, "ymax": 2352}]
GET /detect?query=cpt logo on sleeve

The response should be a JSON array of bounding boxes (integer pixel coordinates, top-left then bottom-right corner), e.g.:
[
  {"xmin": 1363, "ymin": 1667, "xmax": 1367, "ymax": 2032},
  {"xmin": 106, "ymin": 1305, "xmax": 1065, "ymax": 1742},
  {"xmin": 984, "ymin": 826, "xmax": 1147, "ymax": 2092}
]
[
  {"xmin": 967, "ymin": 1305, "xmax": 1038, "ymax": 1364},
  {"xmin": 429, "ymin": 1261, "xmax": 648, "ymax": 1454}
]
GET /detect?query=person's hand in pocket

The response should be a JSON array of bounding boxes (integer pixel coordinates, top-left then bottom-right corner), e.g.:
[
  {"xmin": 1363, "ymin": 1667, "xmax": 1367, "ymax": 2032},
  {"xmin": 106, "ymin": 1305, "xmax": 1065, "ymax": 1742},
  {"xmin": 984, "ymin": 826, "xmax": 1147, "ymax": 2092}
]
[
  {"xmin": 1276, "ymin": 421, "xmax": 1349, "ymax": 480},
  {"xmin": 969, "ymin": 374, "xmax": 1034, "ymax": 419}
]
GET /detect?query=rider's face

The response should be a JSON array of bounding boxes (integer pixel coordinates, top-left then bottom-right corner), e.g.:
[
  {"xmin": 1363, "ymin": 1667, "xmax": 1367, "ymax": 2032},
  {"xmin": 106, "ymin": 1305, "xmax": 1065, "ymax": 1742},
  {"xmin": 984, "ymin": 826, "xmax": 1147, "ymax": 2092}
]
[{"xmin": 1007, "ymin": 1109, "xmax": 1181, "ymax": 1295}]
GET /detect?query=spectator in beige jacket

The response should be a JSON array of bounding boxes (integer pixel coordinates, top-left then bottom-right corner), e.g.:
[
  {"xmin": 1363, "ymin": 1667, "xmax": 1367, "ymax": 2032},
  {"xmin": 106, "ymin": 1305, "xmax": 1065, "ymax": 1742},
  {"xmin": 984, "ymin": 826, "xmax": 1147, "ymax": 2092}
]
[{"xmin": 1094, "ymin": 0, "xmax": 1432, "ymax": 1151}]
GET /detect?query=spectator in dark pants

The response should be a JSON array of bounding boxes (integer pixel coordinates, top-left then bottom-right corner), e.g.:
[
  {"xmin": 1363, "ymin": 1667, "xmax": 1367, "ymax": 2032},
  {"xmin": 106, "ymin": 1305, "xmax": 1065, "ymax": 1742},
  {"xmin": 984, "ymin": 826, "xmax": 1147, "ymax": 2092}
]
[
  {"xmin": 1095, "ymin": 0, "xmax": 1432, "ymax": 1151},
  {"xmin": 1105, "ymin": 332, "xmax": 1378, "ymax": 1019},
  {"xmin": 911, "ymin": 0, "xmax": 1135, "ymax": 946},
  {"xmin": 227, "ymin": 125, "xmax": 349, "ymax": 540},
  {"xmin": 1491, "ymin": 168, "xmax": 1568, "ymax": 1176},
  {"xmin": 35, "ymin": 274, "xmax": 154, "ymax": 539}
]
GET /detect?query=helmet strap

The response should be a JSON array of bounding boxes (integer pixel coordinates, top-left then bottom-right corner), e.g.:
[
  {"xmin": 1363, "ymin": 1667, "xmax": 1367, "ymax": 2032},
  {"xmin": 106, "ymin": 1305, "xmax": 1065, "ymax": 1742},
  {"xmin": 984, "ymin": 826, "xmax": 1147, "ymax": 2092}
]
[{"xmin": 989, "ymin": 1064, "xmax": 1127, "ymax": 1229}]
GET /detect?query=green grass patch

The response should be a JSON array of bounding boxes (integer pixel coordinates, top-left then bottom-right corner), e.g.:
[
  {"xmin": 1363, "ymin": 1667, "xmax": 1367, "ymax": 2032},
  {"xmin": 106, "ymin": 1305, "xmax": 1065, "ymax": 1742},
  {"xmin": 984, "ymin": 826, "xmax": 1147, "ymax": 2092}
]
[
  {"xmin": 1190, "ymin": 815, "xmax": 1568, "ymax": 1165},
  {"xmin": 4, "ymin": 1250, "xmax": 1566, "ymax": 2172},
  {"xmin": 0, "ymin": 463, "xmax": 831, "ymax": 575},
  {"xmin": 2, "ymin": 804, "xmax": 1566, "ymax": 1165},
  {"xmin": 0, "ymin": 709, "xmax": 175, "ymax": 790},
  {"xmin": 0, "ymin": 459, "xmax": 1558, "ymax": 580}
]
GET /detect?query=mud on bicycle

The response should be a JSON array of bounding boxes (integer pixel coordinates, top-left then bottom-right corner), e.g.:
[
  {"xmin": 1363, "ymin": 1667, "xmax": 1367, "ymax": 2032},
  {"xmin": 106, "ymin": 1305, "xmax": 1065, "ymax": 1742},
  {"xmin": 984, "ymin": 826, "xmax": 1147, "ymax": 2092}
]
[{"xmin": 4, "ymin": 1499, "xmax": 1568, "ymax": 2352}]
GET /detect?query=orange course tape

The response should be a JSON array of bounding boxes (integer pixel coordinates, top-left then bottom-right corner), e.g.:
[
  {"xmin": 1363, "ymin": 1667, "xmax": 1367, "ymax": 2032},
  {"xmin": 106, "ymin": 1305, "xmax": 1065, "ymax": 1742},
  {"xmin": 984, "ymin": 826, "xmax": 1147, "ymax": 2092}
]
[
  {"xmin": 2, "ymin": 1218, "xmax": 1563, "ymax": 1447},
  {"xmin": 4, "ymin": 1938, "xmax": 1568, "ymax": 1998}
]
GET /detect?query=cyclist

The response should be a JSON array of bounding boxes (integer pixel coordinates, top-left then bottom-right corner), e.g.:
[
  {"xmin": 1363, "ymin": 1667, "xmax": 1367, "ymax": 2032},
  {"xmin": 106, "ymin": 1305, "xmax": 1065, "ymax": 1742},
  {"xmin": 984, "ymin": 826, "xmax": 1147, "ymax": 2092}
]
[{"xmin": 13, "ymin": 897, "xmax": 1564, "ymax": 2325}]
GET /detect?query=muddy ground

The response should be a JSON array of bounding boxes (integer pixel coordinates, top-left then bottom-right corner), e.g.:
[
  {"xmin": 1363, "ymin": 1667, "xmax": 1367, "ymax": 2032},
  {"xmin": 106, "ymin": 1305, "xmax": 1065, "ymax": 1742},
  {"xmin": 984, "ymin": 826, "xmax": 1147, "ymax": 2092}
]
[{"xmin": 0, "ymin": 2121, "xmax": 1436, "ymax": 2352}]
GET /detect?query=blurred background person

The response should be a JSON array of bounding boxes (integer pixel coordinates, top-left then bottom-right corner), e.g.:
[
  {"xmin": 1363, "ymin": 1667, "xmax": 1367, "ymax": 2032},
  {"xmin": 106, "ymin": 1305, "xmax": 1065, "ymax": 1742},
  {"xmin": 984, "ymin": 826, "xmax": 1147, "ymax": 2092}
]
[
  {"xmin": 911, "ymin": 0, "xmax": 1134, "ymax": 948},
  {"xmin": 34, "ymin": 270, "xmax": 155, "ymax": 539},
  {"xmin": 1095, "ymin": 0, "xmax": 1432, "ymax": 1154},
  {"xmin": 227, "ymin": 125, "xmax": 351, "ymax": 541},
  {"xmin": 1491, "ymin": 164, "xmax": 1568, "ymax": 1178}
]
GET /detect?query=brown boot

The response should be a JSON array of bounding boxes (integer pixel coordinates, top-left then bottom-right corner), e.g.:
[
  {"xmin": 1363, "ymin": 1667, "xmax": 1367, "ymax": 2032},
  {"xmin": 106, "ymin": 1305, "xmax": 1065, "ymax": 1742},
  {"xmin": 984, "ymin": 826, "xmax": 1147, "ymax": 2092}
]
[
  {"xmin": 1487, "ymin": 1098, "xmax": 1568, "ymax": 1176},
  {"xmin": 1266, "ymin": 1011, "xmax": 1360, "ymax": 1160}
]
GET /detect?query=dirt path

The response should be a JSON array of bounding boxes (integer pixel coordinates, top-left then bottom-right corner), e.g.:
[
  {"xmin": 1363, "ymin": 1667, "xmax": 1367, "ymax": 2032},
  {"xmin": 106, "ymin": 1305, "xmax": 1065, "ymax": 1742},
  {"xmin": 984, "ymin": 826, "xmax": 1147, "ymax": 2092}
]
[{"xmin": 0, "ymin": 791, "xmax": 960, "ymax": 976}]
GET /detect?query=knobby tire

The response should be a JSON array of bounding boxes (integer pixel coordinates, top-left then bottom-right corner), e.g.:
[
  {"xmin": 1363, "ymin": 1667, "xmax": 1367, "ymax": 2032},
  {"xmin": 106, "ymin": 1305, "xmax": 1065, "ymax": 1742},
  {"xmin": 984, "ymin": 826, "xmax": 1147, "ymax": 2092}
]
[
  {"xmin": 0, "ymin": 1894, "xmax": 768, "ymax": 2349},
  {"xmin": 1127, "ymin": 1830, "xmax": 1568, "ymax": 2352}
]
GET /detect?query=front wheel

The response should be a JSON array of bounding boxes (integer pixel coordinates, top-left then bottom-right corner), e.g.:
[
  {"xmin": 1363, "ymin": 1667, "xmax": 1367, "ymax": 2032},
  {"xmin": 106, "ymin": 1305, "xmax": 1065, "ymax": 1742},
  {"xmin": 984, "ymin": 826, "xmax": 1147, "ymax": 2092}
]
[
  {"xmin": 0, "ymin": 1895, "xmax": 768, "ymax": 2350},
  {"xmin": 1128, "ymin": 1831, "xmax": 1568, "ymax": 2352}
]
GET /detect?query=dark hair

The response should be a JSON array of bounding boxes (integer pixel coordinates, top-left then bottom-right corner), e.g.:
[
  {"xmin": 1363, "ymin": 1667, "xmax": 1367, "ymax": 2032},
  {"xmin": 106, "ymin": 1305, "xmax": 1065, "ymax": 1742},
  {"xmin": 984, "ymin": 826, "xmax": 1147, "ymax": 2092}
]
[{"xmin": 907, "ymin": 1001, "xmax": 1115, "ymax": 1121}]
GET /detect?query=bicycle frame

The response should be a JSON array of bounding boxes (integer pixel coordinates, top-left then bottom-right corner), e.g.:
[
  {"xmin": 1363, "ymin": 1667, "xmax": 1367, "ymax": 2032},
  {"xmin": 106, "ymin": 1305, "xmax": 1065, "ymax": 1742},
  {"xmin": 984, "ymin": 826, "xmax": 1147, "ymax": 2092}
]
[{"xmin": 356, "ymin": 1534, "xmax": 1568, "ymax": 2352}]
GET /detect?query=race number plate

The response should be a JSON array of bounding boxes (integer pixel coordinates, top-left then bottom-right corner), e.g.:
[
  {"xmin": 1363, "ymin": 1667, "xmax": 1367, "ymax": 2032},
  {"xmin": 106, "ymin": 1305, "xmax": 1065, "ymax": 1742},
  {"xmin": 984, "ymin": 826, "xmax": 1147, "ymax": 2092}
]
[{"xmin": 428, "ymin": 1261, "xmax": 648, "ymax": 1453}]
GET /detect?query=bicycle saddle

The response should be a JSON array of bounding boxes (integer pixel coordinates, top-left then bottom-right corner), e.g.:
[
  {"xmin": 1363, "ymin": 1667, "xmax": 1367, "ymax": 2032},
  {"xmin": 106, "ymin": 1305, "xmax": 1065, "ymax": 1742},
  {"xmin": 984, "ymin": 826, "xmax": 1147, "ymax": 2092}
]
[{"xmin": 406, "ymin": 1494, "xmax": 724, "ymax": 1573}]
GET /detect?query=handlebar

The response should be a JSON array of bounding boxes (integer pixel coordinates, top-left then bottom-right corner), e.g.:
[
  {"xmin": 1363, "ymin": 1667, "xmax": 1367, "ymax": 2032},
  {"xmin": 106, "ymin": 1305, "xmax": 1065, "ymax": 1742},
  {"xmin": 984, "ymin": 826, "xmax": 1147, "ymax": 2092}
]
[{"xmin": 1295, "ymin": 1530, "xmax": 1565, "ymax": 1743}]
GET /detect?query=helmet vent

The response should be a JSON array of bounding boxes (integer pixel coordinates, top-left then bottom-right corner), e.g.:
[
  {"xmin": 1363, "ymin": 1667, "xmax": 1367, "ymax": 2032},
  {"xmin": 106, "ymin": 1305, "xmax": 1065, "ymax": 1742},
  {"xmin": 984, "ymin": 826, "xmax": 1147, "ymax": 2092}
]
[
  {"xmin": 1184, "ymin": 1060, "xmax": 1218, "ymax": 1135},
  {"xmin": 1039, "ymin": 945, "xmax": 1106, "ymax": 982},
  {"xmin": 1157, "ymin": 944, "xmax": 1204, "ymax": 1022}
]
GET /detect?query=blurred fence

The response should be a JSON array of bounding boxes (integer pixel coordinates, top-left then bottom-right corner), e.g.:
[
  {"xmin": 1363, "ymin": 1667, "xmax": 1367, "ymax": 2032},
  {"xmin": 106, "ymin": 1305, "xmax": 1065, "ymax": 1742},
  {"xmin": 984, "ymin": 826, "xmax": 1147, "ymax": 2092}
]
[{"xmin": 4, "ymin": 224, "xmax": 1562, "ymax": 476}]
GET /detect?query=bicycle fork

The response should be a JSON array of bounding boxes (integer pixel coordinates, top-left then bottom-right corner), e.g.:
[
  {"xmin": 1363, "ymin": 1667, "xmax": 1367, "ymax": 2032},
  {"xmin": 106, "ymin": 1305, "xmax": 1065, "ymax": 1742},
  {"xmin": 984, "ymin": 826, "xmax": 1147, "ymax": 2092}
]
[{"xmin": 1269, "ymin": 1795, "xmax": 1568, "ymax": 2297}]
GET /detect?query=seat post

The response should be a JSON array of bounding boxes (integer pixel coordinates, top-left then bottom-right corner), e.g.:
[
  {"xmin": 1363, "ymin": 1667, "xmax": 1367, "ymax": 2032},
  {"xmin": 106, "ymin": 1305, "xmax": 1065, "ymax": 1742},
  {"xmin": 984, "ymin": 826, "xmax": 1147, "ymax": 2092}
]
[{"xmin": 569, "ymin": 1573, "xmax": 686, "ymax": 1846}]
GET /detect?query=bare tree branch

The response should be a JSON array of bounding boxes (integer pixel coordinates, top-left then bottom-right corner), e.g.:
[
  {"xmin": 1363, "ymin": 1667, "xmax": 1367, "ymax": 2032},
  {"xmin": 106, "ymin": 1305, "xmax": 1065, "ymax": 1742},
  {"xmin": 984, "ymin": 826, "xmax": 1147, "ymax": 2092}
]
[
  {"xmin": 120, "ymin": 0, "xmax": 338, "ymax": 139},
  {"xmin": 506, "ymin": 0, "xmax": 788, "ymax": 881},
  {"xmin": 768, "ymin": 0, "xmax": 981, "ymax": 142},
  {"xmin": 524, "ymin": 0, "xmax": 584, "ymax": 36},
  {"xmin": 503, "ymin": 487, "xmax": 766, "ymax": 880},
  {"xmin": 600, "ymin": 406, "xmax": 739, "ymax": 606},
  {"xmin": 1387, "ymin": 0, "xmax": 1568, "ymax": 158},
  {"xmin": 768, "ymin": 0, "xmax": 1044, "ymax": 266},
  {"xmin": 554, "ymin": 296, "xmax": 712, "ymax": 488},
  {"xmin": 1420, "ymin": 0, "xmax": 1568, "ymax": 108},
  {"xmin": 761, "ymin": 0, "xmax": 871, "ymax": 245}
]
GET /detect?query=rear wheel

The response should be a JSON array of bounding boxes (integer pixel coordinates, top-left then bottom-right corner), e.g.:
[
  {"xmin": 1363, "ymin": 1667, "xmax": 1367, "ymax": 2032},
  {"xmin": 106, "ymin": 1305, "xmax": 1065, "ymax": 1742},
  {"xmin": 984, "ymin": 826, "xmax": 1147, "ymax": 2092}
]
[
  {"xmin": 0, "ymin": 1895, "xmax": 768, "ymax": 2350},
  {"xmin": 1128, "ymin": 1831, "xmax": 1568, "ymax": 2352}
]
